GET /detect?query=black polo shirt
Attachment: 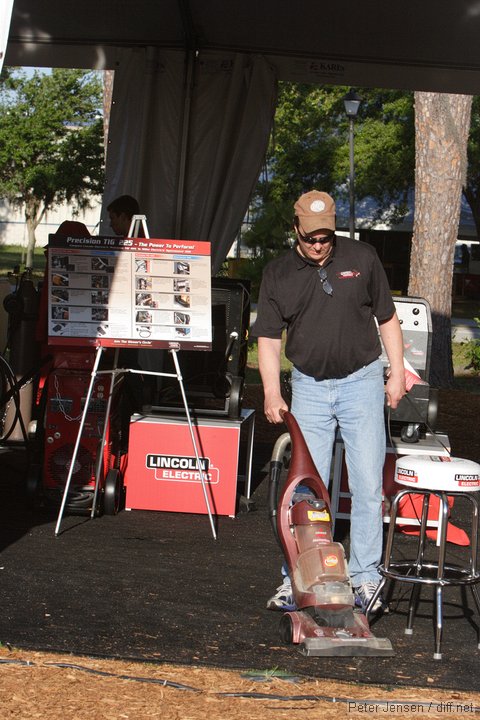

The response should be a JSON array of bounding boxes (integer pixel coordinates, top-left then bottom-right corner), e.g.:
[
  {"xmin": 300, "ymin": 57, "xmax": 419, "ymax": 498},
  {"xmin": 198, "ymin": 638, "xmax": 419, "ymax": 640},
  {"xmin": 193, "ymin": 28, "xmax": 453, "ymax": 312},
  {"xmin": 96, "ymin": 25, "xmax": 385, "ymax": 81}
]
[{"xmin": 255, "ymin": 236, "xmax": 395, "ymax": 380}]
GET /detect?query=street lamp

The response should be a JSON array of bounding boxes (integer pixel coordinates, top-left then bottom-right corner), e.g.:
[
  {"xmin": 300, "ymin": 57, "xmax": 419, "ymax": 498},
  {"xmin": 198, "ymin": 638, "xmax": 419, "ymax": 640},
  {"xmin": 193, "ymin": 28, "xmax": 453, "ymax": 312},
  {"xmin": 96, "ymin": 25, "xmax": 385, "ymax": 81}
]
[{"xmin": 343, "ymin": 89, "xmax": 361, "ymax": 239}]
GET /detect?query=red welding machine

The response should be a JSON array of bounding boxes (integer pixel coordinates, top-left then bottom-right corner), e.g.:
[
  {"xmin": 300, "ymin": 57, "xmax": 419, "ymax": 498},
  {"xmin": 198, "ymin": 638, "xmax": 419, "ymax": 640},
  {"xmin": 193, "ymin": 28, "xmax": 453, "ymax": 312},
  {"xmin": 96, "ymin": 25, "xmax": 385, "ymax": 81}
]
[{"xmin": 29, "ymin": 350, "xmax": 125, "ymax": 515}]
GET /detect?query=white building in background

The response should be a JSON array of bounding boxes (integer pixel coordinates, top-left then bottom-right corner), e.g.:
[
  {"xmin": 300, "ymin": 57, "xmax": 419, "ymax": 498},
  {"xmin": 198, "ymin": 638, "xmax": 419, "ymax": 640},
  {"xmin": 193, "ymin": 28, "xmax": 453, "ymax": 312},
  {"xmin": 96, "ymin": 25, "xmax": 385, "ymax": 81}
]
[{"xmin": 0, "ymin": 197, "xmax": 103, "ymax": 248}]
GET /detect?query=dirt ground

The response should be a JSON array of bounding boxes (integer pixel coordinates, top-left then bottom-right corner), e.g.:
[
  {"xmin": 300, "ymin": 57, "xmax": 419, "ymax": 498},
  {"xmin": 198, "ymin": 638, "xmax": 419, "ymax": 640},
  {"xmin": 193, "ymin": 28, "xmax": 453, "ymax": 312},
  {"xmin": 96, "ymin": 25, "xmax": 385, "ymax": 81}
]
[
  {"xmin": 1, "ymin": 646, "xmax": 479, "ymax": 720},
  {"xmin": 1, "ymin": 382, "xmax": 479, "ymax": 719}
]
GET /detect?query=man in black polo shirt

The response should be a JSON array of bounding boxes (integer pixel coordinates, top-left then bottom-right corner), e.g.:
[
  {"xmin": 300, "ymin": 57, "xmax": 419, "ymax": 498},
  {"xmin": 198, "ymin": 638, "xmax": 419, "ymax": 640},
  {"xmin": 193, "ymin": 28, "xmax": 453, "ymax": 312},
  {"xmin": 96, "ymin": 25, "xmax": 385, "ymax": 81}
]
[{"xmin": 255, "ymin": 190, "xmax": 406, "ymax": 613}]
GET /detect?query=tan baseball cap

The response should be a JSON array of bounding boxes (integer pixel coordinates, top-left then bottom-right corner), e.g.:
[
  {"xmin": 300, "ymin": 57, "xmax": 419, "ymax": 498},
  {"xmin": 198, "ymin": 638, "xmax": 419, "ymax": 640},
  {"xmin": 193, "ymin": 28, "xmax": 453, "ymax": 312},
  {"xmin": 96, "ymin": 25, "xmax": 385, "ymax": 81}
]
[{"xmin": 294, "ymin": 191, "xmax": 336, "ymax": 233}]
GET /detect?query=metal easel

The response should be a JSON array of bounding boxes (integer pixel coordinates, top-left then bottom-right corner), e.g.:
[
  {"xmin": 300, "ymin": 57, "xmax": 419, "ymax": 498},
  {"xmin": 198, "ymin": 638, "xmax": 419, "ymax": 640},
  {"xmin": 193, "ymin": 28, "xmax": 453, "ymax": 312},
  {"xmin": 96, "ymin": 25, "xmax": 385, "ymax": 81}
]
[{"xmin": 55, "ymin": 215, "xmax": 217, "ymax": 538}]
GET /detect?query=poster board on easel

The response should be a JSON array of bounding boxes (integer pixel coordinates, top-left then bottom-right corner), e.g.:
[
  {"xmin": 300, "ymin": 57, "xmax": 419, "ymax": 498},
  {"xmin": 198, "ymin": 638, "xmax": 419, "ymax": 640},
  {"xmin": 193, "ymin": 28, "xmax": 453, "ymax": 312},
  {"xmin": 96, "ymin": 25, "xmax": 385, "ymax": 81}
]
[
  {"xmin": 46, "ymin": 232, "xmax": 212, "ymax": 351},
  {"xmin": 47, "ymin": 219, "xmax": 217, "ymax": 539}
]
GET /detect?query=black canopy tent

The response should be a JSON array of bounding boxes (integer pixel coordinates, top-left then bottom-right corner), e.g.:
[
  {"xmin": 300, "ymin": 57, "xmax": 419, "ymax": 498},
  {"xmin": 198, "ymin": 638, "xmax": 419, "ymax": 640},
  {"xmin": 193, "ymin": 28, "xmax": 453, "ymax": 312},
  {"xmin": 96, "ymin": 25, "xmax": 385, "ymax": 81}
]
[
  {"xmin": 7, "ymin": 1, "xmax": 480, "ymax": 91},
  {"xmin": 5, "ymin": 1, "xmax": 480, "ymax": 268}
]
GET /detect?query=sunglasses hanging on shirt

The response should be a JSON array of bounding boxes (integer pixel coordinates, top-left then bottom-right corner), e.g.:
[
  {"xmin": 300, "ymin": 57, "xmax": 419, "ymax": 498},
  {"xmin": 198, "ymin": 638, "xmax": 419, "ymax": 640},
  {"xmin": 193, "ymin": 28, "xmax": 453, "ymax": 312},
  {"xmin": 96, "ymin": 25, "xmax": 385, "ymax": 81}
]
[{"xmin": 318, "ymin": 266, "xmax": 333, "ymax": 296}]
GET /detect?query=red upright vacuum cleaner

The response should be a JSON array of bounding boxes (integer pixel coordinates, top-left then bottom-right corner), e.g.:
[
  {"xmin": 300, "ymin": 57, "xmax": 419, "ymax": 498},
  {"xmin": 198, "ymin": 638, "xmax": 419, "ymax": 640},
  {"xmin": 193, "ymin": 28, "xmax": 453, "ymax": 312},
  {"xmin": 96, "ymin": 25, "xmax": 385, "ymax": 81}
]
[{"xmin": 268, "ymin": 409, "xmax": 394, "ymax": 657}]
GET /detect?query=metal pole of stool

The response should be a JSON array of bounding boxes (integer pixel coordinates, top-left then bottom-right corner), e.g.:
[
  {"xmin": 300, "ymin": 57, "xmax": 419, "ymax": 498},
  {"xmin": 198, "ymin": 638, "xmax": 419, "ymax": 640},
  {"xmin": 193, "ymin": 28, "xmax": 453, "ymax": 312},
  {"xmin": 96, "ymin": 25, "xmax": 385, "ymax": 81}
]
[
  {"xmin": 405, "ymin": 490, "xmax": 432, "ymax": 636},
  {"xmin": 465, "ymin": 493, "xmax": 480, "ymax": 647},
  {"xmin": 433, "ymin": 492, "xmax": 450, "ymax": 659}
]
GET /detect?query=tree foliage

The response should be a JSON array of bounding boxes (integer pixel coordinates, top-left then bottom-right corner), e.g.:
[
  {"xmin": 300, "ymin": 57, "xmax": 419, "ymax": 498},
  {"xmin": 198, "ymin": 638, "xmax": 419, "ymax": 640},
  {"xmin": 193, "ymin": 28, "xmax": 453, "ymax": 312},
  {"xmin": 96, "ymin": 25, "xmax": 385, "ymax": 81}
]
[
  {"xmin": 245, "ymin": 83, "xmax": 415, "ymax": 258},
  {"xmin": 0, "ymin": 68, "xmax": 104, "ymax": 265},
  {"xmin": 347, "ymin": 91, "xmax": 415, "ymax": 222},
  {"xmin": 244, "ymin": 83, "xmax": 478, "ymax": 389},
  {"xmin": 241, "ymin": 83, "xmax": 415, "ymax": 299}
]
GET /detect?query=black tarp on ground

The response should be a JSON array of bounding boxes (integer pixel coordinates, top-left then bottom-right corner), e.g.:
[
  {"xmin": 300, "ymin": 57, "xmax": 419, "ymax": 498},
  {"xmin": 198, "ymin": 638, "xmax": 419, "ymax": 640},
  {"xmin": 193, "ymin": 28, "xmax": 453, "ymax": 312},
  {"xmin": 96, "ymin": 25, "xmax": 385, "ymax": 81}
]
[{"xmin": 0, "ymin": 434, "xmax": 479, "ymax": 693}]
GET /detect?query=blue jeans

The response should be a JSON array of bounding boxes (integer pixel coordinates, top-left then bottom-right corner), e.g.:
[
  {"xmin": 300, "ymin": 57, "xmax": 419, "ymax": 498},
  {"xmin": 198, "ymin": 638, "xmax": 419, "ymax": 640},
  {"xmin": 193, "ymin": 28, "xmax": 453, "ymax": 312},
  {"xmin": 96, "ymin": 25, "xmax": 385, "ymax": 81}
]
[{"xmin": 290, "ymin": 359, "xmax": 385, "ymax": 585}]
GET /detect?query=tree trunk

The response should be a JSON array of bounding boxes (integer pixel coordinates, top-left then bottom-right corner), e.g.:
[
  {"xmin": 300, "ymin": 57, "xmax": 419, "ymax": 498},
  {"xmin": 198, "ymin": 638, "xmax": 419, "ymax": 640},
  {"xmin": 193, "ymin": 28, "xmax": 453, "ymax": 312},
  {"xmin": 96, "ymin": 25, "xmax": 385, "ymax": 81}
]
[
  {"xmin": 409, "ymin": 92, "xmax": 472, "ymax": 388},
  {"xmin": 25, "ymin": 219, "xmax": 37, "ymax": 269},
  {"xmin": 103, "ymin": 70, "xmax": 115, "ymax": 163},
  {"xmin": 24, "ymin": 198, "xmax": 44, "ymax": 268}
]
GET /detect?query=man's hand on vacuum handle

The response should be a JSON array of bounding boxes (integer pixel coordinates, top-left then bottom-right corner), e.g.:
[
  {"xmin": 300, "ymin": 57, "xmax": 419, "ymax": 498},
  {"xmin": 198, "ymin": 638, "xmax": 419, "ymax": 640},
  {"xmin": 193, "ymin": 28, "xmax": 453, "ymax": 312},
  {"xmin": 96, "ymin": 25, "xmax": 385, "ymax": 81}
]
[
  {"xmin": 258, "ymin": 337, "xmax": 289, "ymax": 423},
  {"xmin": 379, "ymin": 313, "xmax": 407, "ymax": 410}
]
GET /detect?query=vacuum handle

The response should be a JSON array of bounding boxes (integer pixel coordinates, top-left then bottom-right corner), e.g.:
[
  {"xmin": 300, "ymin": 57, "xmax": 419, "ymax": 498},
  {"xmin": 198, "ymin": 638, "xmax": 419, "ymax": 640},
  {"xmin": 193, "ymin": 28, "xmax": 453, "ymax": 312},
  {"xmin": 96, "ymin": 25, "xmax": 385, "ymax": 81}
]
[{"xmin": 280, "ymin": 409, "xmax": 331, "ymax": 510}]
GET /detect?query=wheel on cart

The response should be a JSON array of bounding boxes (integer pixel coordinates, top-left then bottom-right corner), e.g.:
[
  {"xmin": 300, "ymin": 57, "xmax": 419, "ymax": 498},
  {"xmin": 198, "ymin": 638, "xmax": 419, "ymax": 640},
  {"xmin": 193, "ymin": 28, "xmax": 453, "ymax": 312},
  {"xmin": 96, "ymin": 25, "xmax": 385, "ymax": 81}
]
[
  {"xmin": 279, "ymin": 613, "xmax": 294, "ymax": 644},
  {"xmin": 400, "ymin": 422, "xmax": 420, "ymax": 443},
  {"xmin": 227, "ymin": 376, "xmax": 244, "ymax": 418},
  {"xmin": 103, "ymin": 468, "xmax": 123, "ymax": 515}
]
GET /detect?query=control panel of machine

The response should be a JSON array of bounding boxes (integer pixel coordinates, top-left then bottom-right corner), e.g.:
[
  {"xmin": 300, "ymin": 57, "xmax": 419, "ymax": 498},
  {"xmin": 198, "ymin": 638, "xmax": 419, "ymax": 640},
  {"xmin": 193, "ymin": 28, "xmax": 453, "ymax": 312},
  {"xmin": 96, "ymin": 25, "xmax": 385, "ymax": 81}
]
[{"xmin": 380, "ymin": 296, "xmax": 432, "ymax": 379}]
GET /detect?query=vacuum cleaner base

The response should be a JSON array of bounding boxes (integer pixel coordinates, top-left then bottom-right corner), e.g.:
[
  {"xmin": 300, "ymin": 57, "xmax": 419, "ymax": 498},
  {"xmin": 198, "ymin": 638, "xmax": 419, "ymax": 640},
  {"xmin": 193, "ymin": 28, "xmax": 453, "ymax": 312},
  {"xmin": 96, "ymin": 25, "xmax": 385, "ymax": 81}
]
[
  {"xmin": 281, "ymin": 609, "xmax": 394, "ymax": 657},
  {"xmin": 301, "ymin": 635, "xmax": 394, "ymax": 657}
]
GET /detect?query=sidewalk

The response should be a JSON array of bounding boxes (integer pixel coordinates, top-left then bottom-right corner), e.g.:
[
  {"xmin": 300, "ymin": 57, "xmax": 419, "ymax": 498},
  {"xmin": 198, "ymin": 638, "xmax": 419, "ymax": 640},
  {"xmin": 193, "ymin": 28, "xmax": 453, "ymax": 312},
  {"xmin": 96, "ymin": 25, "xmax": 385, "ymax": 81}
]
[{"xmin": 452, "ymin": 317, "xmax": 480, "ymax": 342}]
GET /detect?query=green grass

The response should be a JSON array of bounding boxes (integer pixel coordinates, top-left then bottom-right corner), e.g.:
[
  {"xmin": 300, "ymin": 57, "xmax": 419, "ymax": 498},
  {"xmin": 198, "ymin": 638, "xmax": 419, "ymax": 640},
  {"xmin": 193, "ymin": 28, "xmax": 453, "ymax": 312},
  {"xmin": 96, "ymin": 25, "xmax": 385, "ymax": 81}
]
[
  {"xmin": 246, "ymin": 338, "xmax": 292, "ymax": 385},
  {"xmin": 452, "ymin": 341, "xmax": 471, "ymax": 370},
  {"xmin": 246, "ymin": 338, "xmax": 480, "ymax": 390},
  {"xmin": 0, "ymin": 245, "xmax": 46, "ymax": 280},
  {"xmin": 246, "ymin": 339, "xmax": 292, "ymax": 372},
  {"xmin": 248, "ymin": 338, "xmax": 472, "ymax": 372},
  {"xmin": 452, "ymin": 336, "xmax": 480, "ymax": 393}
]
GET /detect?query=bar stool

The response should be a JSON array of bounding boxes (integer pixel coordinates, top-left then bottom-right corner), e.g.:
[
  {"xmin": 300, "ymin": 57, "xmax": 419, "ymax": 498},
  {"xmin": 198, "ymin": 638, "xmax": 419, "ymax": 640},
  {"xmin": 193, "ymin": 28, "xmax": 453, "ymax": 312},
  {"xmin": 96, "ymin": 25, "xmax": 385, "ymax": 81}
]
[{"xmin": 366, "ymin": 455, "xmax": 480, "ymax": 659}]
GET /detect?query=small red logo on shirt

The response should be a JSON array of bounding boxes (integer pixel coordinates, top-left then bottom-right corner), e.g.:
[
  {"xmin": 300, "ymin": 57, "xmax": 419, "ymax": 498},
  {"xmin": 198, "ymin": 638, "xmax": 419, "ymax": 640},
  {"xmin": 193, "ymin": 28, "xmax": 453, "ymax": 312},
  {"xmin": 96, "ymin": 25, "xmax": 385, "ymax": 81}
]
[{"xmin": 337, "ymin": 270, "xmax": 361, "ymax": 279}]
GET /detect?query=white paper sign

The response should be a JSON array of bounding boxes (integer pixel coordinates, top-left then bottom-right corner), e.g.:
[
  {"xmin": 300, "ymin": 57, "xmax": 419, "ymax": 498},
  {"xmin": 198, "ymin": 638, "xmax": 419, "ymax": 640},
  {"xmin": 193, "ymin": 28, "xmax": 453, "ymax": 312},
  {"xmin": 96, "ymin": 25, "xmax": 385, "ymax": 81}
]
[{"xmin": 47, "ymin": 235, "xmax": 212, "ymax": 351}]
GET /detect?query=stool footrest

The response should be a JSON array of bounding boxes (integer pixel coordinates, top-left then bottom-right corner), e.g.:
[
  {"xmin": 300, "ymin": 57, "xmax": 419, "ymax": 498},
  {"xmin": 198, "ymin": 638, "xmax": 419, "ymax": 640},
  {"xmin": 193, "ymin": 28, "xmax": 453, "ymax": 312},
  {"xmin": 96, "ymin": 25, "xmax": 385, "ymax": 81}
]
[{"xmin": 380, "ymin": 561, "xmax": 480, "ymax": 587}]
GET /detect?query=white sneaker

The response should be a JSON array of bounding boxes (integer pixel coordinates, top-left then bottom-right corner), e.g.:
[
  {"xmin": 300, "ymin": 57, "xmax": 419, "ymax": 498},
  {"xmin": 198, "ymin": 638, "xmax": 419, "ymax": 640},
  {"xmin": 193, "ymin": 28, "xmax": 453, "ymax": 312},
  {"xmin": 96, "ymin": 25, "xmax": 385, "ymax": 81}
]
[
  {"xmin": 266, "ymin": 576, "xmax": 296, "ymax": 611},
  {"xmin": 354, "ymin": 580, "xmax": 387, "ymax": 614}
]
